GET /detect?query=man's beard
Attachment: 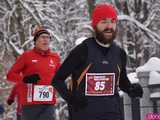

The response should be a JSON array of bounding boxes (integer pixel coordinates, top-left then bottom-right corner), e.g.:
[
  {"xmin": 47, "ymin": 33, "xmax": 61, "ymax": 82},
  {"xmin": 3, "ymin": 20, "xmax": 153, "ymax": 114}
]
[{"xmin": 95, "ymin": 28, "xmax": 116, "ymax": 45}]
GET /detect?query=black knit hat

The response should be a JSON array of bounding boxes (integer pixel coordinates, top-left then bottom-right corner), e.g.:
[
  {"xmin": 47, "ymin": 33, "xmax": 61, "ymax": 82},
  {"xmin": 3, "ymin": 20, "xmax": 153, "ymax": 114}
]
[{"xmin": 32, "ymin": 26, "xmax": 50, "ymax": 42}]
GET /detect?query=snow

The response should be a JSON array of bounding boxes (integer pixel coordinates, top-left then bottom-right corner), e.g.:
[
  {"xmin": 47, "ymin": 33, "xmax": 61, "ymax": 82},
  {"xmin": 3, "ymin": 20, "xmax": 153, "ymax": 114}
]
[
  {"xmin": 127, "ymin": 72, "xmax": 139, "ymax": 83},
  {"xmin": 149, "ymin": 71, "xmax": 160, "ymax": 85},
  {"xmin": 150, "ymin": 92, "xmax": 160, "ymax": 99},
  {"xmin": 136, "ymin": 57, "xmax": 160, "ymax": 72}
]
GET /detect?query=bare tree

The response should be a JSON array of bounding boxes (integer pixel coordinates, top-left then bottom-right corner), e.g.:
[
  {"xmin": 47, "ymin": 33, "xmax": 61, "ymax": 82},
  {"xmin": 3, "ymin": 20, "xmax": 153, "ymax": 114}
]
[{"xmin": 0, "ymin": 0, "xmax": 90, "ymax": 119}]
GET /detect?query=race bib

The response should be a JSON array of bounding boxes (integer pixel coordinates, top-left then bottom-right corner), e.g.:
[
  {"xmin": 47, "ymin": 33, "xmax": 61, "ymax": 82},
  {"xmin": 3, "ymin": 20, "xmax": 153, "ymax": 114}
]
[
  {"xmin": 85, "ymin": 73, "xmax": 115, "ymax": 96},
  {"xmin": 33, "ymin": 85, "xmax": 54, "ymax": 101}
]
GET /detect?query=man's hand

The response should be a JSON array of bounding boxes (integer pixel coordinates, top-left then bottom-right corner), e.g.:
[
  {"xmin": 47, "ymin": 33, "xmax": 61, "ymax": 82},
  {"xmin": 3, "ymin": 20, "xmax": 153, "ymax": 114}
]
[
  {"xmin": 7, "ymin": 99, "xmax": 14, "ymax": 105},
  {"xmin": 128, "ymin": 83, "xmax": 143, "ymax": 98}
]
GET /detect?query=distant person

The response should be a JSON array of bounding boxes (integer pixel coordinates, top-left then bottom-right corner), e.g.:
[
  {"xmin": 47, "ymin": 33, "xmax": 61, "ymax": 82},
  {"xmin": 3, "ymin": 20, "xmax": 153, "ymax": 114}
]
[
  {"xmin": 0, "ymin": 104, "xmax": 4, "ymax": 119},
  {"xmin": 7, "ymin": 25, "xmax": 61, "ymax": 120},
  {"xmin": 7, "ymin": 84, "xmax": 22, "ymax": 120},
  {"xmin": 52, "ymin": 3, "xmax": 143, "ymax": 120}
]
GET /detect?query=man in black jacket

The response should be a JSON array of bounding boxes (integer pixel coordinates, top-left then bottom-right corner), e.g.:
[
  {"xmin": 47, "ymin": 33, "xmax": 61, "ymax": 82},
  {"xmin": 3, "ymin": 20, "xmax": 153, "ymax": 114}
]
[{"xmin": 52, "ymin": 3, "xmax": 143, "ymax": 120}]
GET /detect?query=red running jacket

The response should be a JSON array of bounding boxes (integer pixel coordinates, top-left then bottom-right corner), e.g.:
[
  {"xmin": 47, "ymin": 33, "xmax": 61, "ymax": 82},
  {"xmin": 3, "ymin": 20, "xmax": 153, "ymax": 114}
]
[
  {"xmin": 7, "ymin": 48, "xmax": 61, "ymax": 105},
  {"xmin": 7, "ymin": 84, "xmax": 22, "ymax": 115}
]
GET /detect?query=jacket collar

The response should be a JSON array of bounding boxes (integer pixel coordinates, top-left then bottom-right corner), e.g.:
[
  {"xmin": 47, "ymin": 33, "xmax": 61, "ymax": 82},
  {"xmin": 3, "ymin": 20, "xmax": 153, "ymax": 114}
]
[
  {"xmin": 33, "ymin": 47, "xmax": 50, "ymax": 56},
  {"xmin": 95, "ymin": 39, "xmax": 111, "ymax": 48}
]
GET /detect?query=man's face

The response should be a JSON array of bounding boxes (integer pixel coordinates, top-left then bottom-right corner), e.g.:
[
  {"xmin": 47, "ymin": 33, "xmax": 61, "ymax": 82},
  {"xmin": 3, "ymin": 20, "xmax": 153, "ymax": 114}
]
[
  {"xmin": 35, "ymin": 33, "xmax": 50, "ymax": 51},
  {"xmin": 95, "ymin": 18, "xmax": 117, "ymax": 44}
]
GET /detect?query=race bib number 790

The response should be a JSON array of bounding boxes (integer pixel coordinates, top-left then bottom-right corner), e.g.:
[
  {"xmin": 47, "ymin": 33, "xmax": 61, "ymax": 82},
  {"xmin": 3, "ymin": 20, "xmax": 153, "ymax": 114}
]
[
  {"xmin": 33, "ymin": 85, "xmax": 54, "ymax": 101},
  {"xmin": 85, "ymin": 73, "xmax": 115, "ymax": 96}
]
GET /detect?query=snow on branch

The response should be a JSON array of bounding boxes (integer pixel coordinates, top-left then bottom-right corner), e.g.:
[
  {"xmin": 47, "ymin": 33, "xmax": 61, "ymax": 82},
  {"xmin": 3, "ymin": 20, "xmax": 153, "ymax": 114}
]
[
  {"xmin": 49, "ymin": 30, "xmax": 64, "ymax": 42},
  {"xmin": 48, "ymin": 1, "xmax": 62, "ymax": 8},
  {"xmin": 144, "ymin": 6, "xmax": 160, "ymax": 27},
  {"xmin": 21, "ymin": 39, "xmax": 32, "ymax": 48},
  {"xmin": 118, "ymin": 15, "xmax": 160, "ymax": 45},
  {"xmin": 144, "ymin": 13, "xmax": 156, "ymax": 27},
  {"xmin": 0, "ymin": 48, "xmax": 5, "ymax": 60},
  {"xmin": 0, "ymin": 6, "xmax": 7, "ymax": 13},
  {"xmin": 18, "ymin": 0, "xmax": 41, "ymax": 24},
  {"xmin": 65, "ymin": 17, "xmax": 88, "ymax": 23},
  {"xmin": 9, "ymin": 40, "xmax": 24, "ymax": 55},
  {"xmin": 5, "ymin": 0, "xmax": 12, "ymax": 10}
]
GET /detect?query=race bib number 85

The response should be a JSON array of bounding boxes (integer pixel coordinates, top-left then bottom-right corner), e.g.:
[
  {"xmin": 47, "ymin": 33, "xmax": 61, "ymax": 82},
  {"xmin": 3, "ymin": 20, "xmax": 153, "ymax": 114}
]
[
  {"xmin": 85, "ymin": 73, "xmax": 115, "ymax": 96},
  {"xmin": 33, "ymin": 85, "xmax": 54, "ymax": 101}
]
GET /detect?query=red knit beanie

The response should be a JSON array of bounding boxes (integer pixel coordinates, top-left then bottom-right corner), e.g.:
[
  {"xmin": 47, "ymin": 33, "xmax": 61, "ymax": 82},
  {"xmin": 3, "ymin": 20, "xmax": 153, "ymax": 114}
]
[
  {"xmin": 32, "ymin": 26, "xmax": 50, "ymax": 42},
  {"xmin": 92, "ymin": 3, "xmax": 118, "ymax": 29}
]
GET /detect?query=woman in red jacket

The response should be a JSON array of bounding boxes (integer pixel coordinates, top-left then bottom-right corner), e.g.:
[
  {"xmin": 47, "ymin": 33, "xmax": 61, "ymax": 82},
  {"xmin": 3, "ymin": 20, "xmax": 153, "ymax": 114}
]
[
  {"xmin": 7, "ymin": 84, "xmax": 22, "ymax": 120},
  {"xmin": 7, "ymin": 26, "xmax": 61, "ymax": 120}
]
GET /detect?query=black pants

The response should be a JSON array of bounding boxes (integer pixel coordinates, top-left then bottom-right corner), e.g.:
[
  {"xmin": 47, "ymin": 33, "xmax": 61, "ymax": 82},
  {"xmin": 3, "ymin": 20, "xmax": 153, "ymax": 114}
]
[
  {"xmin": 17, "ymin": 114, "xmax": 22, "ymax": 120},
  {"xmin": 68, "ymin": 96, "xmax": 124, "ymax": 120},
  {"xmin": 22, "ymin": 104, "xmax": 55, "ymax": 120}
]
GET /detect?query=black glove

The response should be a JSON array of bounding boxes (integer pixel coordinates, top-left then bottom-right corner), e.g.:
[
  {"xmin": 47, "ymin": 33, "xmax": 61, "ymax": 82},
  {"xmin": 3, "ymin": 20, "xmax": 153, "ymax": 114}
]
[
  {"xmin": 68, "ymin": 90, "xmax": 87, "ymax": 110},
  {"xmin": 128, "ymin": 83, "xmax": 143, "ymax": 98},
  {"xmin": 23, "ymin": 74, "xmax": 40, "ymax": 84},
  {"xmin": 7, "ymin": 99, "xmax": 14, "ymax": 105}
]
